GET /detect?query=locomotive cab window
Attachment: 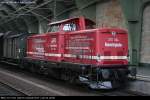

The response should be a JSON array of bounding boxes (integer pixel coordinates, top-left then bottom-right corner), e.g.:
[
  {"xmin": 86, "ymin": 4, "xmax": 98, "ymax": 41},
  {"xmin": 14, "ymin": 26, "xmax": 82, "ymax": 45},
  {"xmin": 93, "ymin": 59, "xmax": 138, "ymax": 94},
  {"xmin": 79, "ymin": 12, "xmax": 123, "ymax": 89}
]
[
  {"xmin": 63, "ymin": 23, "xmax": 77, "ymax": 31},
  {"xmin": 47, "ymin": 25, "xmax": 60, "ymax": 32},
  {"xmin": 85, "ymin": 19, "xmax": 96, "ymax": 29}
]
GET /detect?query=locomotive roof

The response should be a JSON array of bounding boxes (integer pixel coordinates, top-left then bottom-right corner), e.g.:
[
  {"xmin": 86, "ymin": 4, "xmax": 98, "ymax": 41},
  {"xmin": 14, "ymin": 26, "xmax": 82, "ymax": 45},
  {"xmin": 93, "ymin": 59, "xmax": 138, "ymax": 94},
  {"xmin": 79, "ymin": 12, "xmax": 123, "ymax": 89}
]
[{"xmin": 49, "ymin": 17, "xmax": 95, "ymax": 26}]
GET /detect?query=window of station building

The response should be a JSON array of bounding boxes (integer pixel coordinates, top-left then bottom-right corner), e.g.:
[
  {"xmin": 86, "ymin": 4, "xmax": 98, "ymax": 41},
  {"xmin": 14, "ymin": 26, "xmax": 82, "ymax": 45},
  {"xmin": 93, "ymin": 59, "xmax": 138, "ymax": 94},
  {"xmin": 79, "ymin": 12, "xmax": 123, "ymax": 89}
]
[{"xmin": 63, "ymin": 23, "xmax": 77, "ymax": 32}]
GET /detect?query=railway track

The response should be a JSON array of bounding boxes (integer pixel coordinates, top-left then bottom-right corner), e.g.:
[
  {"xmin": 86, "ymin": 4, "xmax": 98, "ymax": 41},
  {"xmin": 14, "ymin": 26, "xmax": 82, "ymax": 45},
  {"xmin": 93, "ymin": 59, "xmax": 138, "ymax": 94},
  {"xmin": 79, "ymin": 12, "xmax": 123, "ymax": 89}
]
[
  {"xmin": 103, "ymin": 90, "xmax": 147, "ymax": 96},
  {"xmin": 0, "ymin": 82, "xmax": 28, "ymax": 96},
  {"xmin": 0, "ymin": 62, "xmax": 98, "ymax": 96},
  {"xmin": 0, "ymin": 62, "xmax": 147, "ymax": 96}
]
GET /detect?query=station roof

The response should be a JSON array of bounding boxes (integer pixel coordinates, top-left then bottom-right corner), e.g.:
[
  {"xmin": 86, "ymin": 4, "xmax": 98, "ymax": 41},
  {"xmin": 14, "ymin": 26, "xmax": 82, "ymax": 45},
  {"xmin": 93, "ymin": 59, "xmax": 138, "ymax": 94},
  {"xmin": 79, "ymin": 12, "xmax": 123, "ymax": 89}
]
[
  {"xmin": 0, "ymin": 33, "xmax": 3, "ymax": 37},
  {"xmin": 0, "ymin": 0, "xmax": 76, "ymax": 33}
]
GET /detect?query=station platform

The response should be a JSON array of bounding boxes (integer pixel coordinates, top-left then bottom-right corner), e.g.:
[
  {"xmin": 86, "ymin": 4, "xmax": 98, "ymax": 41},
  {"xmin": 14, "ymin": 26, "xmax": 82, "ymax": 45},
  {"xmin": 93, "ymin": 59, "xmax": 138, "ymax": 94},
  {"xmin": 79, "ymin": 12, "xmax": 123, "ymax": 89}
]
[
  {"xmin": 137, "ymin": 66, "xmax": 150, "ymax": 77},
  {"xmin": 127, "ymin": 66, "xmax": 150, "ymax": 95}
]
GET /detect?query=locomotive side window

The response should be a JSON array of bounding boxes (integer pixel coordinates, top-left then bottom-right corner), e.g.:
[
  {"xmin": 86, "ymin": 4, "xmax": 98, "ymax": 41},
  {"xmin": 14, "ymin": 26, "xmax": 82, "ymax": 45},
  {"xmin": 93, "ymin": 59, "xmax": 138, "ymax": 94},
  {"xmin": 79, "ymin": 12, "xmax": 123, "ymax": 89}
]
[
  {"xmin": 85, "ymin": 19, "xmax": 96, "ymax": 29},
  {"xmin": 63, "ymin": 23, "xmax": 77, "ymax": 31},
  {"xmin": 48, "ymin": 25, "xmax": 60, "ymax": 32}
]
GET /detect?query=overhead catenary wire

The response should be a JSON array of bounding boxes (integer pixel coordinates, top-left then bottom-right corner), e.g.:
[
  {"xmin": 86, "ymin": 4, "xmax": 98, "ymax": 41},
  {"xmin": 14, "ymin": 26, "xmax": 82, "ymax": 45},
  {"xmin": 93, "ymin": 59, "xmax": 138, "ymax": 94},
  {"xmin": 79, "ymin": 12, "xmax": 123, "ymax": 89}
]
[
  {"xmin": 53, "ymin": 0, "xmax": 57, "ymax": 21},
  {"xmin": 23, "ymin": 8, "xmax": 50, "ymax": 21},
  {"xmin": 0, "ymin": 0, "xmax": 54, "ymax": 26},
  {"xmin": 0, "ymin": 0, "xmax": 76, "ymax": 33},
  {"xmin": 0, "ymin": 0, "xmax": 38, "ymax": 18},
  {"xmin": 20, "ymin": 7, "xmax": 77, "ymax": 33}
]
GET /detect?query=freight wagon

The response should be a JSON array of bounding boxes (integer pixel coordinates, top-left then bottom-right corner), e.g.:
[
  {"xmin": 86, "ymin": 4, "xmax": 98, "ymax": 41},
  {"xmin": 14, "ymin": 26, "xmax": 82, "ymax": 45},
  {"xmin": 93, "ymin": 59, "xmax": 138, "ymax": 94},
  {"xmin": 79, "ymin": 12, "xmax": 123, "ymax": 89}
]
[
  {"xmin": 0, "ymin": 33, "xmax": 3, "ymax": 58},
  {"xmin": 1, "ymin": 32, "xmax": 31, "ymax": 65}
]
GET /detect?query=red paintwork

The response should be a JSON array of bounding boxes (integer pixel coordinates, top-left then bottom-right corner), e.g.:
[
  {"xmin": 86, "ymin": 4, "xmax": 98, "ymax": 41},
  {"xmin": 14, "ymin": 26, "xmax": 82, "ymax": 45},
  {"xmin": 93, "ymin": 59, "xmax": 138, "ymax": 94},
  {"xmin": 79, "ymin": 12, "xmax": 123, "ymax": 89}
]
[{"xmin": 26, "ymin": 17, "xmax": 128, "ymax": 67}]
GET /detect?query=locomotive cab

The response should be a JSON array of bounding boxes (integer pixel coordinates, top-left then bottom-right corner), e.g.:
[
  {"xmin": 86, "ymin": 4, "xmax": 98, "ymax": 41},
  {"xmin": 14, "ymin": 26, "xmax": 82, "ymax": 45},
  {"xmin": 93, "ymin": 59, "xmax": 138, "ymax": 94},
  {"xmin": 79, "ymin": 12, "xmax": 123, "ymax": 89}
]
[{"xmin": 47, "ymin": 17, "xmax": 95, "ymax": 33}]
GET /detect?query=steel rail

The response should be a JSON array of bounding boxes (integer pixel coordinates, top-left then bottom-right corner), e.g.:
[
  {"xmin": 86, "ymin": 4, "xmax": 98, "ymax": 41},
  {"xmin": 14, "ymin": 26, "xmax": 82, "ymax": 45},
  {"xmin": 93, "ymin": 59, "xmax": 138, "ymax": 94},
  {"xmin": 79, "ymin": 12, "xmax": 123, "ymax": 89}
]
[{"xmin": 0, "ymin": 81, "xmax": 29, "ymax": 96}]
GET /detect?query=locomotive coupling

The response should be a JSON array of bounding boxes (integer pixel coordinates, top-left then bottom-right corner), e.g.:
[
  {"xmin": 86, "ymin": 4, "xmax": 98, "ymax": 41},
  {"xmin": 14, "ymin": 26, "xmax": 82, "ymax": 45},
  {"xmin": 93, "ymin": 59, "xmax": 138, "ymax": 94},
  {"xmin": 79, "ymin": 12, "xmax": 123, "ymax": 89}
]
[
  {"xmin": 101, "ymin": 69, "xmax": 110, "ymax": 80},
  {"xmin": 129, "ymin": 67, "xmax": 137, "ymax": 78}
]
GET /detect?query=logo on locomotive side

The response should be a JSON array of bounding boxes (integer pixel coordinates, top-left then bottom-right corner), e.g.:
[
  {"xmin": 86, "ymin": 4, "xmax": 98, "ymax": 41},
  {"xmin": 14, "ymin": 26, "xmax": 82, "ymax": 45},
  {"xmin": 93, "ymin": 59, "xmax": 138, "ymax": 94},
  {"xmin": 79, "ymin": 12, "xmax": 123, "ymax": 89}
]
[
  {"xmin": 50, "ymin": 38, "xmax": 57, "ymax": 50},
  {"xmin": 112, "ymin": 31, "xmax": 117, "ymax": 37},
  {"xmin": 51, "ymin": 38, "xmax": 57, "ymax": 44}
]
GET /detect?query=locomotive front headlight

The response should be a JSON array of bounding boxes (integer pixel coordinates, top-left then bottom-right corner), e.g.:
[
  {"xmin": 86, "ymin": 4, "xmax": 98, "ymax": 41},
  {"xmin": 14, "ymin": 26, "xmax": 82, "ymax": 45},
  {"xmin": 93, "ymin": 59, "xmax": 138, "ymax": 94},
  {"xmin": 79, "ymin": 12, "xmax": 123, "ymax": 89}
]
[
  {"xmin": 97, "ymin": 54, "xmax": 101, "ymax": 62},
  {"xmin": 102, "ymin": 69, "xmax": 110, "ymax": 79}
]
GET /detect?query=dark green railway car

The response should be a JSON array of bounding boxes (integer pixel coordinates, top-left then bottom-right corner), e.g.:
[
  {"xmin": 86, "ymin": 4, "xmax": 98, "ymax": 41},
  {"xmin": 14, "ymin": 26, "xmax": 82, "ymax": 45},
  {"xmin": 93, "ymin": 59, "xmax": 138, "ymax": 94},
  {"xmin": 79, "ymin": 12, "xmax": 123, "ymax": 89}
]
[
  {"xmin": 0, "ymin": 33, "xmax": 3, "ymax": 59},
  {"xmin": 2, "ymin": 32, "xmax": 29, "ymax": 65}
]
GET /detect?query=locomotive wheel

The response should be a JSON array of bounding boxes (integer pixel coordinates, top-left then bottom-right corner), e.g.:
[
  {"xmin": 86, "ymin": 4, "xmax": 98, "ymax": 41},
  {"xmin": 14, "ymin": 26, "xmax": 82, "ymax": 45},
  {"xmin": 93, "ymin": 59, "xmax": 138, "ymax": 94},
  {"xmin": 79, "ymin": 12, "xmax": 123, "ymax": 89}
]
[
  {"xmin": 29, "ymin": 64, "xmax": 36, "ymax": 73},
  {"xmin": 60, "ymin": 68, "xmax": 77, "ymax": 83},
  {"xmin": 19, "ymin": 61, "xmax": 25, "ymax": 69},
  {"xmin": 42, "ymin": 67, "xmax": 49, "ymax": 76},
  {"xmin": 19, "ymin": 64, "xmax": 25, "ymax": 69}
]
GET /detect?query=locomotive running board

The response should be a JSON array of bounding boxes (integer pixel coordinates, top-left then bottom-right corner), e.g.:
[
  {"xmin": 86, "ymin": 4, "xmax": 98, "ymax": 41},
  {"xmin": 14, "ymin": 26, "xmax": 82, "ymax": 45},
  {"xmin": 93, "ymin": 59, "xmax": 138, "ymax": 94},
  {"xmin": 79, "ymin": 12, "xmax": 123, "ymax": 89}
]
[
  {"xmin": 89, "ymin": 82, "xmax": 112, "ymax": 90},
  {"xmin": 0, "ymin": 61, "xmax": 18, "ymax": 66},
  {"xmin": 79, "ymin": 76, "xmax": 112, "ymax": 89}
]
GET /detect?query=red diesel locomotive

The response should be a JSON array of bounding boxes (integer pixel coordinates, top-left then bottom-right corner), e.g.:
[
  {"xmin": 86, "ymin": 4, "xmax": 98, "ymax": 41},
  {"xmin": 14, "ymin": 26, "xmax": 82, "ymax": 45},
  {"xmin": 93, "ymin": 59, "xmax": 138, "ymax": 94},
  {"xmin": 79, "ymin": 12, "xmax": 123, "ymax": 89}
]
[
  {"xmin": 24, "ymin": 17, "xmax": 131, "ymax": 89},
  {"xmin": 1, "ymin": 17, "xmax": 135, "ymax": 89}
]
